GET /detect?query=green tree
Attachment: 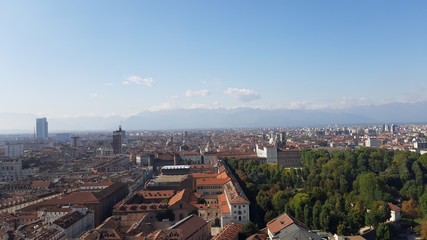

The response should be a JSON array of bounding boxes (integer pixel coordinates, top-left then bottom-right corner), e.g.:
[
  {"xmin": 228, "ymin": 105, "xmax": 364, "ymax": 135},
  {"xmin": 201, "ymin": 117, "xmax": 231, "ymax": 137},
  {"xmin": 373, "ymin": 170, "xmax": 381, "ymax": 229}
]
[
  {"xmin": 264, "ymin": 210, "xmax": 277, "ymax": 223},
  {"xmin": 376, "ymin": 223, "xmax": 391, "ymax": 240},
  {"xmin": 419, "ymin": 192, "xmax": 427, "ymax": 218},
  {"xmin": 320, "ymin": 205, "xmax": 330, "ymax": 231},
  {"xmin": 238, "ymin": 222, "xmax": 258, "ymax": 240},
  {"xmin": 365, "ymin": 201, "xmax": 390, "ymax": 229},
  {"xmin": 272, "ymin": 191, "xmax": 287, "ymax": 214}
]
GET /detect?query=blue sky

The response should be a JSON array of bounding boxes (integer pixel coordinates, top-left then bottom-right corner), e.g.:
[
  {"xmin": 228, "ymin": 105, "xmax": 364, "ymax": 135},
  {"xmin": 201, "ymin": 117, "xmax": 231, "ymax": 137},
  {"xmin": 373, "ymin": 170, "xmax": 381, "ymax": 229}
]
[{"xmin": 1, "ymin": 0, "xmax": 426, "ymax": 118}]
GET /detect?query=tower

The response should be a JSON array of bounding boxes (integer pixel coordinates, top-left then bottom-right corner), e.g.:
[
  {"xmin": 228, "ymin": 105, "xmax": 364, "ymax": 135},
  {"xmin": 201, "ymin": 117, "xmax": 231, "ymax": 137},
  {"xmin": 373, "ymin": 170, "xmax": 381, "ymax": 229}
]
[
  {"xmin": 36, "ymin": 118, "xmax": 48, "ymax": 140},
  {"xmin": 112, "ymin": 126, "xmax": 123, "ymax": 154}
]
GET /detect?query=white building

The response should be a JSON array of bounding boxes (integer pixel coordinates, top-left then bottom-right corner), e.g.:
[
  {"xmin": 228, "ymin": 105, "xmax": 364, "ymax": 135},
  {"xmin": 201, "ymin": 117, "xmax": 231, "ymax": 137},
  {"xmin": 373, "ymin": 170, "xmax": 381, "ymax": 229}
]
[
  {"xmin": 388, "ymin": 203, "xmax": 401, "ymax": 222},
  {"xmin": 255, "ymin": 144, "xmax": 277, "ymax": 164},
  {"xmin": 219, "ymin": 177, "xmax": 250, "ymax": 227},
  {"xmin": 4, "ymin": 144, "xmax": 24, "ymax": 158},
  {"xmin": 0, "ymin": 159, "xmax": 39, "ymax": 182},
  {"xmin": 36, "ymin": 118, "xmax": 48, "ymax": 140},
  {"xmin": 50, "ymin": 208, "xmax": 94, "ymax": 239}
]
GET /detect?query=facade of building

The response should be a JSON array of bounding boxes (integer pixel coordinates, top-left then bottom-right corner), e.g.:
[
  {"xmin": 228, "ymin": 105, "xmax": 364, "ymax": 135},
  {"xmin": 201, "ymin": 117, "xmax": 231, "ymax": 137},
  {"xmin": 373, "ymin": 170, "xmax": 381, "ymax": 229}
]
[
  {"xmin": 36, "ymin": 118, "xmax": 48, "ymax": 140},
  {"xmin": 4, "ymin": 144, "xmax": 24, "ymax": 158},
  {"xmin": 277, "ymin": 149, "xmax": 302, "ymax": 168},
  {"xmin": 112, "ymin": 126, "xmax": 123, "ymax": 154},
  {"xmin": 365, "ymin": 138, "xmax": 382, "ymax": 148},
  {"xmin": 255, "ymin": 144, "xmax": 277, "ymax": 164},
  {"xmin": 0, "ymin": 159, "xmax": 39, "ymax": 182},
  {"xmin": 70, "ymin": 136, "xmax": 81, "ymax": 147},
  {"xmin": 50, "ymin": 208, "xmax": 94, "ymax": 239},
  {"xmin": 55, "ymin": 133, "xmax": 71, "ymax": 143},
  {"xmin": 168, "ymin": 214, "xmax": 211, "ymax": 240}
]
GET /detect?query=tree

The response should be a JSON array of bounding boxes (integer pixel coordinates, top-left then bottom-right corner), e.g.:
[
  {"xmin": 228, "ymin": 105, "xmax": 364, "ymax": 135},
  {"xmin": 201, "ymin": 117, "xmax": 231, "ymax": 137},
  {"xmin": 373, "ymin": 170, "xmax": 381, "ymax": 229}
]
[
  {"xmin": 264, "ymin": 210, "xmax": 277, "ymax": 223},
  {"xmin": 420, "ymin": 220, "xmax": 427, "ymax": 238},
  {"xmin": 365, "ymin": 201, "xmax": 391, "ymax": 229},
  {"xmin": 256, "ymin": 190, "xmax": 270, "ymax": 212},
  {"xmin": 238, "ymin": 222, "xmax": 258, "ymax": 240},
  {"xmin": 320, "ymin": 205, "xmax": 330, "ymax": 231},
  {"xmin": 303, "ymin": 204, "xmax": 312, "ymax": 227},
  {"xmin": 376, "ymin": 223, "xmax": 391, "ymax": 240},
  {"xmin": 401, "ymin": 198, "xmax": 420, "ymax": 219},
  {"xmin": 357, "ymin": 173, "xmax": 386, "ymax": 204},
  {"xmin": 290, "ymin": 193, "xmax": 309, "ymax": 212},
  {"xmin": 312, "ymin": 202, "xmax": 322, "ymax": 229},
  {"xmin": 420, "ymin": 192, "xmax": 427, "ymax": 218},
  {"xmin": 272, "ymin": 191, "xmax": 287, "ymax": 214}
]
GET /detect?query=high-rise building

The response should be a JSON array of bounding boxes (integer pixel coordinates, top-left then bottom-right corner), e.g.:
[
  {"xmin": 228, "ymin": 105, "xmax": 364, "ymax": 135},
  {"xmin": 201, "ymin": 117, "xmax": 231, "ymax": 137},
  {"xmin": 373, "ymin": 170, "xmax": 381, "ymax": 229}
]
[
  {"xmin": 36, "ymin": 118, "xmax": 48, "ymax": 140},
  {"xmin": 112, "ymin": 126, "xmax": 123, "ymax": 154},
  {"xmin": 71, "ymin": 136, "xmax": 81, "ymax": 147}
]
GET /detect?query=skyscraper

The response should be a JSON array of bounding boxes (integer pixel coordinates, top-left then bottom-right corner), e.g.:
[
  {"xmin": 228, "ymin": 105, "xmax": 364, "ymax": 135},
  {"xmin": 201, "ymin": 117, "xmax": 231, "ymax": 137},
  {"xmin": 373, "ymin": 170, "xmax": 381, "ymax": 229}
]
[
  {"xmin": 36, "ymin": 118, "xmax": 48, "ymax": 140},
  {"xmin": 112, "ymin": 126, "xmax": 123, "ymax": 154}
]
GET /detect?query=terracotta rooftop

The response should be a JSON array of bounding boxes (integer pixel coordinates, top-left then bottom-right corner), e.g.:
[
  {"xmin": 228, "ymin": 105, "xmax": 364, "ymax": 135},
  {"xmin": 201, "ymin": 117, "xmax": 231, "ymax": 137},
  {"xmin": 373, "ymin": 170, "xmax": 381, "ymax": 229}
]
[
  {"xmin": 30, "ymin": 180, "xmax": 51, "ymax": 188},
  {"xmin": 192, "ymin": 173, "xmax": 219, "ymax": 179},
  {"xmin": 168, "ymin": 188, "xmax": 197, "ymax": 207},
  {"xmin": 218, "ymin": 194, "xmax": 230, "ymax": 214},
  {"xmin": 138, "ymin": 190, "xmax": 175, "ymax": 199},
  {"xmin": 196, "ymin": 177, "xmax": 230, "ymax": 186},
  {"xmin": 212, "ymin": 223, "xmax": 244, "ymax": 240},
  {"xmin": 388, "ymin": 202, "xmax": 401, "ymax": 212},
  {"xmin": 169, "ymin": 214, "xmax": 209, "ymax": 240},
  {"xmin": 266, "ymin": 212, "xmax": 308, "ymax": 236},
  {"xmin": 223, "ymin": 181, "xmax": 250, "ymax": 205},
  {"xmin": 81, "ymin": 180, "xmax": 114, "ymax": 187}
]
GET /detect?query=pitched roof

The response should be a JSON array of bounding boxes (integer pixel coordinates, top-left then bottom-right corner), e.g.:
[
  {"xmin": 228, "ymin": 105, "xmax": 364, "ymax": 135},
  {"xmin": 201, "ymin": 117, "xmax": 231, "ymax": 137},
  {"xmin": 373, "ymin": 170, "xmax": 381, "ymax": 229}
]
[
  {"xmin": 169, "ymin": 214, "xmax": 209, "ymax": 240},
  {"xmin": 81, "ymin": 180, "xmax": 113, "ymax": 187},
  {"xmin": 388, "ymin": 202, "xmax": 401, "ymax": 212},
  {"xmin": 139, "ymin": 190, "xmax": 175, "ymax": 200},
  {"xmin": 31, "ymin": 180, "xmax": 51, "ymax": 188},
  {"xmin": 224, "ymin": 181, "xmax": 250, "ymax": 205},
  {"xmin": 218, "ymin": 194, "xmax": 230, "ymax": 214},
  {"xmin": 212, "ymin": 223, "xmax": 244, "ymax": 240},
  {"xmin": 40, "ymin": 192, "xmax": 99, "ymax": 206},
  {"xmin": 266, "ymin": 212, "xmax": 308, "ymax": 236},
  {"xmin": 196, "ymin": 177, "xmax": 230, "ymax": 186},
  {"xmin": 168, "ymin": 188, "xmax": 197, "ymax": 207}
]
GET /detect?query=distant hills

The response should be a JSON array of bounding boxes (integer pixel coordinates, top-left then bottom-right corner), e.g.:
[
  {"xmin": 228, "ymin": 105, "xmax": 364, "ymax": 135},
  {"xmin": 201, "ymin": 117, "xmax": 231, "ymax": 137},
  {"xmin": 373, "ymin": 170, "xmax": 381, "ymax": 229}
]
[
  {"xmin": 0, "ymin": 102, "xmax": 426, "ymax": 133},
  {"xmin": 125, "ymin": 102, "xmax": 427, "ymax": 130}
]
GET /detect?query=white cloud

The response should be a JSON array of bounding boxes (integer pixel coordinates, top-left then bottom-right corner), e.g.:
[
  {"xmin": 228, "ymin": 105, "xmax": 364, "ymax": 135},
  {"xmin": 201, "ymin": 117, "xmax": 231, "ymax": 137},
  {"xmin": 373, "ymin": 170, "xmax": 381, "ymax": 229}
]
[
  {"xmin": 224, "ymin": 88, "xmax": 260, "ymax": 102},
  {"xmin": 147, "ymin": 102, "xmax": 176, "ymax": 112},
  {"xmin": 185, "ymin": 89, "xmax": 209, "ymax": 97},
  {"xmin": 184, "ymin": 102, "xmax": 223, "ymax": 110},
  {"xmin": 285, "ymin": 101, "xmax": 329, "ymax": 110},
  {"xmin": 104, "ymin": 82, "xmax": 114, "ymax": 87},
  {"xmin": 123, "ymin": 75, "xmax": 154, "ymax": 87}
]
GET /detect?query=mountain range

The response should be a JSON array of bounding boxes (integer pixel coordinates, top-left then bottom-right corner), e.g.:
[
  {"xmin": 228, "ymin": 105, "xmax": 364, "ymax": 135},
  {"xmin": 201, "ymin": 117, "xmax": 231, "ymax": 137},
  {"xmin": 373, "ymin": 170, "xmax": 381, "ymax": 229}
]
[{"xmin": 0, "ymin": 102, "xmax": 426, "ymax": 133}]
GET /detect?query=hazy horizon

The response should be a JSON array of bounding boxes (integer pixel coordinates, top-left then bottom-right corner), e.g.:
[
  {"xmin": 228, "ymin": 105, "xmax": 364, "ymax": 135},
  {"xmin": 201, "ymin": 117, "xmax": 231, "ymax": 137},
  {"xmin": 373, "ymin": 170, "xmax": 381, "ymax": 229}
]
[{"xmin": 1, "ymin": 1, "xmax": 426, "ymax": 132}]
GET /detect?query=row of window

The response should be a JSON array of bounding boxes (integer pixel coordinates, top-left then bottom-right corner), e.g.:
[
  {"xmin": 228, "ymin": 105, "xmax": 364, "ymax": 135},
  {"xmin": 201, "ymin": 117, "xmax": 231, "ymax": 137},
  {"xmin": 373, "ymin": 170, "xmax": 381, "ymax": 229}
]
[
  {"xmin": 197, "ymin": 185, "xmax": 221, "ymax": 189},
  {"xmin": 1, "ymin": 166, "xmax": 15, "ymax": 170}
]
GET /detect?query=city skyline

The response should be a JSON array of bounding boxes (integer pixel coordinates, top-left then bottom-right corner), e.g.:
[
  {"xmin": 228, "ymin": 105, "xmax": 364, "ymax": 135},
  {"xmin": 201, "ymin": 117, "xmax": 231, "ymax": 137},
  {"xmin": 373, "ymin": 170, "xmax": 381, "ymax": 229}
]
[{"xmin": 1, "ymin": 1, "xmax": 426, "ymax": 130}]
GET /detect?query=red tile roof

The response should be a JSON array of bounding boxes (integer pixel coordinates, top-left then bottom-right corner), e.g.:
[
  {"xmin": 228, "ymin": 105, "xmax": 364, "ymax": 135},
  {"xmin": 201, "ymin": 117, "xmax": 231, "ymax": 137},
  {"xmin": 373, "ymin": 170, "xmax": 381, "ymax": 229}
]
[
  {"xmin": 212, "ymin": 223, "xmax": 244, "ymax": 240},
  {"xmin": 266, "ymin": 212, "xmax": 307, "ymax": 236}
]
